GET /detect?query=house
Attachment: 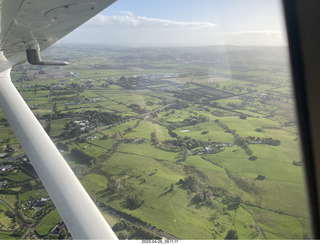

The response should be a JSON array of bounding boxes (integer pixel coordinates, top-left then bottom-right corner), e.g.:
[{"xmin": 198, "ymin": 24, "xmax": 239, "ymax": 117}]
[
  {"xmin": 0, "ymin": 164, "xmax": 12, "ymax": 172},
  {"xmin": 0, "ymin": 153, "xmax": 7, "ymax": 158},
  {"xmin": 0, "ymin": 180, "xmax": 7, "ymax": 188},
  {"xmin": 53, "ymin": 221, "xmax": 67, "ymax": 234},
  {"xmin": 41, "ymin": 197, "xmax": 50, "ymax": 202}
]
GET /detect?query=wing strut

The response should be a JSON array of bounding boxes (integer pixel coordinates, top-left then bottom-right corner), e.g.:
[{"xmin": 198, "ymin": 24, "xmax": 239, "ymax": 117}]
[
  {"xmin": 26, "ymin": 41, "xmax": 69, "ymax": 66},
  {"xmin": 0, "ymin": 52, "xmax": 117, "ymax": 240}
]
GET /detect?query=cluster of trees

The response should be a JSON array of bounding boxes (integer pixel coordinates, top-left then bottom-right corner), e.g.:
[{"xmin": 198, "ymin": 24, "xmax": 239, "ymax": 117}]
[
  {"xmin": 108, "ymin": 178, "xmax": 144, "ymax": 210},
  {"xmin": 245, "ymin": 136, "xmax": 280, "ymax": 146},
  {"xmin": 167, "ymin": 116, "xmax": 210, "ymax": 135},
  {"xmin": 82, "ymin": 110, "xmax": 124, "ymax": 126},
  {"xmin": 249, "ymin": 156, "xmax": 258, "ymax": 161},
  {"xmin": 64, "ymin": 111, "xmax": 124, "ymax": 137},
  {"xmin": 178, "ymin": 176, "xmax": 201, "ymax": 193},
  {"xmin": 222, "ymin": 195, "xmax": 241, "ymax": 211},
  {"xmin": 123, "ymin": 137, "xmax": 147, "ymax": 144},
  {"xmin": 128, "ymin": 104, "xmax": 149, "ymax": 114},
  {"xmin": 70, "ymin": 148, "xmax": 96, "ymax": 165},
  {"xmin": 163, "ymin": 136, "xmax": 206, "ymax": 150},
  {"xmin": 113, "ymin": 219, "xmax": 130, "ymax": 232},
  {"xmin": 260, "ymin": 137, "xmax": 280, "ymax": 146},
  {"xmin": 118, "ymin": 76, "xmax": 148, "ymax": 90},
  {"xmin": 225, "ymin": 229, "xmax": 238, "ymax": 240},
  {"xmin": 178, "ymin": 176, "xmax": 231, "ymax": 207},
  {"xmin": 166, "ymin": 100, "xmax": 190, "ymax": 110},
  {"xmin": 180, "ymin": 115, "xmax": 209, "ymax": 126},
  {"xmin": 150, "ymin": 131, "xmax": 159, "ymax": 145},
  {"xmin": 99, "ymin": 78, "xmax": 114, "ymax": 88},
  {"xmin": 56, "ymin": 142, "xmax": 69, "ymax": 151},
  {"xmin": 126, "ymin": 194, "xmax": 144, "ymax": 210},
  {"xmin": 192, "ymin": 188, "xmax": 214, "ymax": 206},
  {"xmin": 12, "ymin": 227, "xmax": 27, "ymax": 237},
  {"xmin": 167, "ymin": 128, "xmax": 178, "ymax": 138},
  {"xmin": 256, "ymin": 175, "xmax": 266, "ymax": 181}
]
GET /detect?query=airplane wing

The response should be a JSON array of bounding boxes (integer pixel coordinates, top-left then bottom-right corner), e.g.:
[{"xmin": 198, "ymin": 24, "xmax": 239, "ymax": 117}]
[
  {"xmin": 1, "ymin": 0, "xmax": 116, "ymax": 63},
  {"xmin": 0, "ymin": 0, "xmax": 118, "ymax": 240}
]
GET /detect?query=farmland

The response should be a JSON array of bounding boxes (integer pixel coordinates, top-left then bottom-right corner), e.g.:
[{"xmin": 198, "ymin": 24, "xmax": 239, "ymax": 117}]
[{"xmin": 0, "ymin": 44, "xmax": 311, "ymax": 239}]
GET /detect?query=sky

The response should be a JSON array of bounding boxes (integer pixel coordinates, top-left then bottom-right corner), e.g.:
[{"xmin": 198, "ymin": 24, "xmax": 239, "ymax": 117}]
[{"xmin": 61, "ymin": 0, "xmax": 287, "ymax": 46}]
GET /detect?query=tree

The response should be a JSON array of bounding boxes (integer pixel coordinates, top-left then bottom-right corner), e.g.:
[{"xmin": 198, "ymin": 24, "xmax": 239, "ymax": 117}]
[
  {"xmin": 70, "ymin": 127, "xmax": 81, "ymax": 137},
  {"xmin": 126, "ymin": 194, "xmax": 144, "ymax": 209},
  {"xmin": 112, "ymin": 219, "xmax": 130, "ymax": 232},
  {"xmin": 249, "ymin": 156, "xmax": 258, "ymax": 161},
  {"xmin": 170, "ymin": 183, "xmax": 174, "ymax": 191},
  {"xmin": 28, "ymin": 180, "xmax": 37, "ymax": 190},
  {"xmin": 179, "ymin": 148, "xmax": 188, "ymax": 161},
  {"xmin": 225, "ymin": 229, "xmax": 238, "ymax": 240},
  {"xmin": 71, "ymin": 148, "xmax": 96, "ymax": 165},
  {"xmin": 256, "ymin": 175, "xmax": 266, "ymax": 181},
  {"xmin": 151, "ymin": 131, "xmax": 159, "ymax": 145},
  {"xmin": 56, "ymin": 142, "xmax": 69, "ymax": 151}
]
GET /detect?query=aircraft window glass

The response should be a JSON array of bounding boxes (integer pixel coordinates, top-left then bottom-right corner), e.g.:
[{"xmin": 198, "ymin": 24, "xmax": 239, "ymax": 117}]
[{"xmin": 5, "ymin": 0, "xmax": 311, "ymax": 240}]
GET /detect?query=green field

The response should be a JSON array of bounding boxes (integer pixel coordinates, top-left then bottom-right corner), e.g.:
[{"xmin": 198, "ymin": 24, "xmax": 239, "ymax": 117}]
[
  {"xmin": 36, "ymin": 209, "xmax": 61, "ymax": 236},
  {"xmin": 0, "ymin": 202, "xmax": 13, "ymax": 230},
  {"xmin": 173, "ymin": 121, "xmax": 234, "ymax": 142},
  {"xmin": 0, "ymin": 45, "xmax": 310, "ymax": 240}
]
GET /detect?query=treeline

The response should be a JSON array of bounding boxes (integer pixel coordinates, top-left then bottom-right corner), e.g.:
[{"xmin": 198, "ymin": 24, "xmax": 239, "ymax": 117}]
[
  {"xmin": 234, "ymin": 134, "xmax": 253, "ymax": 156},
  {"xmin": 215, "ymin": 119, "xmax": 253, "ymax": 156},
  {"xmin": 214, "ymin": 119, "xmax": 235, "ymax": 134}
]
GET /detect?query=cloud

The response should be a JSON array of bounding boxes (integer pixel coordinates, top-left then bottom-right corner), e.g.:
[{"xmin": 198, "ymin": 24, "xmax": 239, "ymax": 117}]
[
  {"xmin": 67, "ymin": 14, "xmax": 285, "ymax": 46},
  {"xmin": 86, "ymin": 12, "xmax": 216, "ymax": 29},
  {"xmin": 119, "ymin": 11, "xmax": 134, "ymax": 16}
]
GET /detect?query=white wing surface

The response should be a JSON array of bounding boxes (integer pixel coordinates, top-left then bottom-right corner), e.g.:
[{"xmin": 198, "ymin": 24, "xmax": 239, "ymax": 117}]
[
  {"xmin": 0, "ymin": 0, "xmax": 118, "ymax": 240},
  {"xmin": 1, "ymin": 0, "xmax": 116, "ymax": 63}
]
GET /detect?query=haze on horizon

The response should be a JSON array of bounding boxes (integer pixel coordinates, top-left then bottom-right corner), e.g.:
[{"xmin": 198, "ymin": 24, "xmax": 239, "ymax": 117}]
[{"xmin": 61, "ymin": 0, "xmax": 287, "ymax": 47}]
